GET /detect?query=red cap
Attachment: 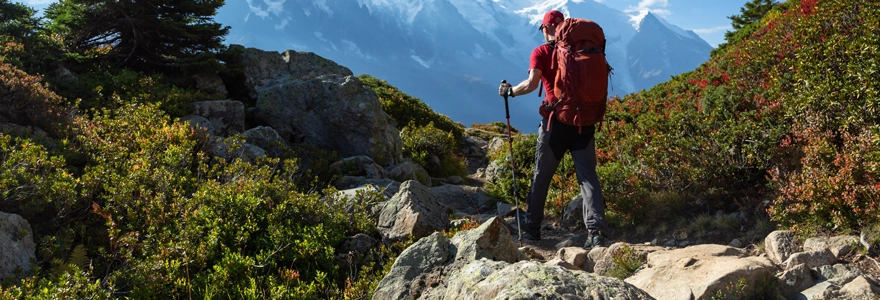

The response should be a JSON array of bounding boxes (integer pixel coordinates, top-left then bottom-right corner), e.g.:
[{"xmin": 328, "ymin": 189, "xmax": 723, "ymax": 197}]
[{"xmin": 539, "ymin": 10, "xmax": 564, "ymax": 31}]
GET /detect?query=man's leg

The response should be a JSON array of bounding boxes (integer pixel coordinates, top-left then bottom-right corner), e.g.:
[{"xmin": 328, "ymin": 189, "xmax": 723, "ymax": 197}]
[
  {"xmin": 570, "ymin": 137, "xmax": 610, "ymax": 236},
  {"xmin": 525, "ymin": 119, "xmax": 563, "ymax": 237}
]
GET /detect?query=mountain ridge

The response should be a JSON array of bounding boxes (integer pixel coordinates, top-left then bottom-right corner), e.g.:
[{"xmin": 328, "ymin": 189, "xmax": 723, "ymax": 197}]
[{"xmin": 216, "ymin": 0, "xmax": 712, "ymax": 132}]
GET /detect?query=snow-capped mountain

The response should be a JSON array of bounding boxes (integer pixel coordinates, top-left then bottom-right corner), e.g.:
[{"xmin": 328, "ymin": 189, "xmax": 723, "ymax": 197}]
[{"xmin": 216, "ymin": 0, "xmax": 713, "ymax": 132}]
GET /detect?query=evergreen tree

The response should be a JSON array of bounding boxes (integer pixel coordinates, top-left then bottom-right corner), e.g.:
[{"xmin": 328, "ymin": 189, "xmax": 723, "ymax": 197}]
[
  {"xmin": 729, "ymin": 0, "xmax": 778, "ymax": 30},
  {"xmin": 723, "ymin": 0, "xmax": 779, "ymax": 45},
  {"xmin": 44, "ymin": 0, "xmax": 229, "ymax": 73},
  {"xmin": 0, "ymin": 0, "xmax": 39, "ymax": 40}
]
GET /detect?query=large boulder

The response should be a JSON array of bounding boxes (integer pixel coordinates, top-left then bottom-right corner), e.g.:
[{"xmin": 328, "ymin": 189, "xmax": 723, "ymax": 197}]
[
  {"xmin": 430, "ymin": 185, "xmax": 493, "ymax": 216},
  {"xmin": 242, "ymin": 126, "xmax": 286, "ymax": 157},
  {"xmin": 239, "ymin": 46, "xmax": 402, "ymax": 166},
  {"xmin": 254, "ymin": 74, "xmax": 402, "ymax": 166},
  {"xmin": 625, "ymin": 244, "xmax": 778, "ymax": 300},
  {"xmin": 378, "ymin": 180, "xmax": 448, "ymax": 243},
  {"xmin": 190, "ymin": 100, "xmax": 246, "ymax": 137},
  {"xmin": 373, "ymin": 232, "xmax": 452, "ymax": 300},
  {"xmin": 236, "ymin": 45, "xmax": 354, "ymax": 98},
  {"xmin": 1, "ymin": 212, "xmax": 36, "ymax": 279},
  {"xmin": 385, "ymin": 161, "xmax": 431, "ymax": 187},
  {"xmin": 424, "ymin": 260, "xmax": 656, "ymax": 299},
  {"xmin": 765, "ymin": 230, "xmax": 801, "ymax": 265},
  {"xmin": 449, "ymin": 217, "xmax": 523, "ymax": 264}
]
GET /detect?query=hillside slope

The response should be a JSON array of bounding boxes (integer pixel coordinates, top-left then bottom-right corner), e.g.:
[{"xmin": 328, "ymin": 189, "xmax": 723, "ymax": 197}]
[{"xmin": 596, "ymin": 0, "xmax": 879, "ymax": 234}]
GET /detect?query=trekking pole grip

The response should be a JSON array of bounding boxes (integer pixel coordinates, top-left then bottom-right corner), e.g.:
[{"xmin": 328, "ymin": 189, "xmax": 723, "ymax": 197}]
[{"xmin": 501, "ymin": 80, "xmax": 511, "ymax": 119}]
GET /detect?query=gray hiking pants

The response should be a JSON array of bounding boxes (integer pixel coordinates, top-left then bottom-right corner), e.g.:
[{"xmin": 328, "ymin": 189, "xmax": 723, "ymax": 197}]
[{"xmin": 525, "ymin": 118, "xmax": 609, "ymax": 234}]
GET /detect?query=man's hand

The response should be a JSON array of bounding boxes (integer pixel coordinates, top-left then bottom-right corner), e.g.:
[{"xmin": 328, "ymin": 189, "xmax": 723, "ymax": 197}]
[{"xmin": 498, "ymin": 82, "xmax": 513, "ymax": 97}]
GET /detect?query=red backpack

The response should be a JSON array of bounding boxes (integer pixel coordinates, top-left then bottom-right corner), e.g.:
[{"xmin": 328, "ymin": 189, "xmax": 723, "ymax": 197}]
[{"xmin": 543, "ymin": 18, "xmax": 611, "ymax": 133}]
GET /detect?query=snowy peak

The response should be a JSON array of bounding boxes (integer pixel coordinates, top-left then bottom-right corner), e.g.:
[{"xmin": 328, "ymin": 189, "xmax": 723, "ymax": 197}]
[{"xmin": 640, "ymin": 12, "xmax": 704, "ymax": 42}]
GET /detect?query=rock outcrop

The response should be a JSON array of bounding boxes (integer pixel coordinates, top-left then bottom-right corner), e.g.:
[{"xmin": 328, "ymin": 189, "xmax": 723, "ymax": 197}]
[
  {"xmin": 236, "ymin": 46, "xmax": 402, "ymax": 166},
  {"xmin": 1, "ymin": 211, "xmax": 36, "ymax": 279},
  {"xmin": 378, "ymin": 180, "xmax": 448, "ymax": 243}
]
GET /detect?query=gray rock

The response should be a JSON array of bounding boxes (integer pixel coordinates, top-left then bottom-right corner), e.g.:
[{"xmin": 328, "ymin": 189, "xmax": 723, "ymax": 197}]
[
  {"xmin": 378, "ymin": 181, "xmax": 448, "ymax": 243},
  {"xmin": 334, "ymin": 233, "xmax": 380, "ymax": 278},
  {"xmin": 812, "ymin": 276, "xmax": 880, "ymax": 300},
  {"xmin": 1, "ymin": 211, "xmax": 35, "ymax": 279},
  {"xmin": 450, "ymin": 217, "xmax": 523, "ymax": 264},
  {"xmin": 777, "ymin": 263, "xmax": 813, "ymax": 298},
  {"xmin": 430, "ymin": 185, "xmax": 492, "ymax": 216},
  {"xmin": 428, "ymin": 260, "xmax": 655, "ymax": 299},
  {"xmin": 335, "ymin": 178, "xmax": 401, "ymax": 200},
  {"xmin": 236, "ymin": 45, "xmax": 354, "ymax": 98},
  {"xmin": 192, "ymin": 72, "xmax": 228, "ymax": 98},
  {"xmin": 561, "ymin": 195, "xmax": 584, "ymax": 229},
  {"xmin": 765, "ymin": 230, "xmax": 802, "ymax": 265},
  {"xmin": 804, "ymin": 236, "xmax": 859, "ymax": 259},
  {"xmin": 242, "ymin": 126, "xmax": 285, "ymax": 157},
  {"xmin": 729, "ymin": 238, "xmax": 743, "ymax": 248},
  {"xmin": 205, "ymin": 137, "xmax": 266, "ymax": 162},
  {"xmin": 53, "ymin": 64, "xmax": 76, "ymax": 83},
  {"xmin": 556, "ymin": 247, "xmax": 590, "ymax": 270},
  {"xmin": 626, "ymin": 244, "xmax": 777, "ymax": 300},
  {"xmin": 544, "ymin": 258, "xmax": 581, "ymax": 271},
  {"xmin": 445, "ymin": 176, "xmax": 464, "ymax": 185},
  {"xmin": 385, "ymin": 161, "xmax": 431, "ymax": 187},
  {"xmin": 784, "ymin": 249, "xmax": 836, "ymax": 270},
  {"xmin": 794, "ymin": 281, "xmax": 834, "ymax": 300},
  {"xmin": 496, "ymin": 202, "xmax": 514, "ymax": 217},
  {"xmin": 255, "ymin": 74, "xmax": 402, "ymax": 166},
  {"xmin": 373, "ymin": 232, "xmax": 451, "ymax": 300},
  {"xmin": 330, "ymin": 156, "xmax": 384, "ymax": 179},
  {"xmin": 815, "ymin": 264, "xmax": 864, "ymax": 285},
  {"xmin": 191, "ymin": 100, "xmax": 246, "ymax": 137},
  {"xmin": 180, "ymin": 115, "xmax": 213, "ymax": 133}
]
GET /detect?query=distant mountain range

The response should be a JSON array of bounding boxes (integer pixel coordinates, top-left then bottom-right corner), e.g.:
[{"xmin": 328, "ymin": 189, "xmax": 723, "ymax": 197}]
[{"xmin": 216, "ymin": 0, "xmax": 714, "ymax": 132}]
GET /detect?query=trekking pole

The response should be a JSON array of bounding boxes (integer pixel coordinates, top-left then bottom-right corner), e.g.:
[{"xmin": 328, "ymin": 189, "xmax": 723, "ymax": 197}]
[{"xmin": 501, "ymin": 80, "xmax": 522, "ymax": 247}]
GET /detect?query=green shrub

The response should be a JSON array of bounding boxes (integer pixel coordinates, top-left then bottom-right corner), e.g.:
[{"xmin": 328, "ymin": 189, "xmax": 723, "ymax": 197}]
[
  {"xmin": 401, "ymin": 122, "xmax": 467, "ymax": 178},
  {"xmin": 358, "ymin": 74, "xmax": 464, "ymax": 141},
  {"xmin": 0, "ymin": 61, "xmax": 72, "ymax": 136},
  {"xmin": 605, "ymin": 244, "xmax": 644, "ymax": 279}
]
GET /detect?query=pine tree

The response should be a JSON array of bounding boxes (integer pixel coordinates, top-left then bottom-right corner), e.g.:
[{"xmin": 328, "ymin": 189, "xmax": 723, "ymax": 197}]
[
  {"xmin": 729, "ymin": 0, "xmax": 778, "ymax": 30},
  {"xmin": 0, "ymin": 0, "xmax": 39, "ymax": 40},
  {"xmin": 44, "ymin": 0, "xmax": 229, "ymax": 73},
  {"xmin": 723, "ymin": 0, "xmax": 779, "ymax": 45}
]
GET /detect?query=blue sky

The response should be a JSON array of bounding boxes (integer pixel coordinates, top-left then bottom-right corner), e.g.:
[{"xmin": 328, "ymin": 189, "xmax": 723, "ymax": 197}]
[
  {"xmin": 18, "ymin": 0, "xmax": 748, "ymax": 48},
  {"xmin": 599, "ymin": 0, "xmax": 750, "ymax": 47}
]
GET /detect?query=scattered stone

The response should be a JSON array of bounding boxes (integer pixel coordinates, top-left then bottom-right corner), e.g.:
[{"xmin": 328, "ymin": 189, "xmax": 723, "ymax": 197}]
[
  {"xmin": 765, "ymin": 230, "xmax": 801, "ymax": 265},
  {"xmin": 330, "ymin": 156, "xmax": 384, "ymax": 179},
  {"xmin": 518, "ymin": 246, "xmax": 544, "ymax": 261},
  {"xmin": 729, "ymin": 238, "xmax": 743, "ymax": 248},
  {"xmin": 784, "ymin": 249, "xmax": 836, "ymax": 270},
  {"xmin": 385, "ymin": 161, "xmax": 431, "ymax": 187},
  {"xmin": 377, "ymin": 180, "xmax": 448, "ymax": 243},
  {"xmin": 777, "ymin": 263, "xmax": 813, "ymax": 298},
  {"xmin": 430, "ymin": 185, "xmax": 492, "ymax": 216},
  {"xmin": 804, "ymin": 235, "xmax": 859, "ymax": 259},
  {"xmin": 556, "ymin": 247, "xmax": 589, "ymax": 270},
  {"xmin": 815, "ymin": 264, "xmax": 865, "ymax": 286}
]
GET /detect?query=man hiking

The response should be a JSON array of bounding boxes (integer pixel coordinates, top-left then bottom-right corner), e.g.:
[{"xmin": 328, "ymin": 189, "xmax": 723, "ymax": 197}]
[{"xmin": 498, "ymin": 9, "xmax": 610, "ymax": 250}]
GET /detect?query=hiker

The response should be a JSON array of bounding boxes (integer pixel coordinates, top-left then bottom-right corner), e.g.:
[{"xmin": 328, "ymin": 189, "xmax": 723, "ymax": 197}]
[{"xmin": 497, "ymin": 9, "xmax": 610, "ymax": 250}]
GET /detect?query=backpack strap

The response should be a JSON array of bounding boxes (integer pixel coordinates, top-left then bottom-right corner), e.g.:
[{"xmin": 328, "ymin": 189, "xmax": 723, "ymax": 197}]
[{"xmin": 538, "ymin": 79, "xmax": 543, "ymax": 98}]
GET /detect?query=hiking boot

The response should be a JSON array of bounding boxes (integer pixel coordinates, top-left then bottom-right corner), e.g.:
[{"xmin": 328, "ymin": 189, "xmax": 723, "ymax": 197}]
[
  {"xmin": 522, "ymin": 227, "xmax": 541, "ymax": 241},
  {"xmin": 584, "ymin": 231, "xmax": 607, "ymax": 250}
]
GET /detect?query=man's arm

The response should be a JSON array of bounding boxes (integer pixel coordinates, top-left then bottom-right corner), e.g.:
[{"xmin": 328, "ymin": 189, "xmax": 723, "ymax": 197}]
[{"xmin": 499, "ymin": 68, "xmax": 542, "ymax": 97}]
